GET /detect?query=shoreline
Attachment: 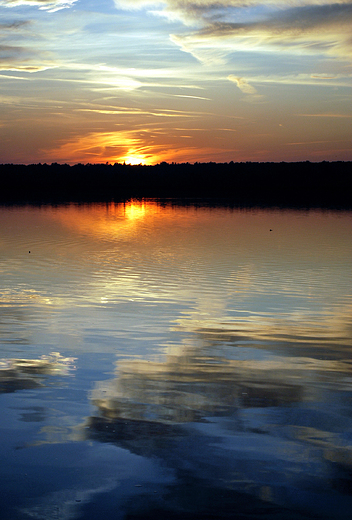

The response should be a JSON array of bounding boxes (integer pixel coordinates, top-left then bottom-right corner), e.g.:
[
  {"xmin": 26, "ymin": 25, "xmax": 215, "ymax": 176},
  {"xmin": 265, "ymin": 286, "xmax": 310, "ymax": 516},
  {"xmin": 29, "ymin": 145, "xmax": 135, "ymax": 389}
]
[{"xmin": 1, "ymin": 161, "xmax": 351, "ymax": 208}]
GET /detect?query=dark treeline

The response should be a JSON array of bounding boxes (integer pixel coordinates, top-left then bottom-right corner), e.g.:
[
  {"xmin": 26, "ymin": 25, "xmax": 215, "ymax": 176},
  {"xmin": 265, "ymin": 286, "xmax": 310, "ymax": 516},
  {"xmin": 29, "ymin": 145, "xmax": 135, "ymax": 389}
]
[{"xmin": 0, "ymin": 161, "xmax": 351, "ymax": 208}]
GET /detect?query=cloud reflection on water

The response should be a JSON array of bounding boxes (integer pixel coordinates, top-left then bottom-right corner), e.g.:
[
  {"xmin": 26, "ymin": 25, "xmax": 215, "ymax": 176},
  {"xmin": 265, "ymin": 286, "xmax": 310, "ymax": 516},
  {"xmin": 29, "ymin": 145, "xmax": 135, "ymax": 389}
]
[
  {"xmin": 83, "ymin": 327, "xmax": 352, "ymax": 518},
  {"xmin": 0, "ymin": 352, "xmax": 76, "ymax": 394},
  {"xmin": 0, "ymin": 202, "xmax": 352, "ymax": 519}
]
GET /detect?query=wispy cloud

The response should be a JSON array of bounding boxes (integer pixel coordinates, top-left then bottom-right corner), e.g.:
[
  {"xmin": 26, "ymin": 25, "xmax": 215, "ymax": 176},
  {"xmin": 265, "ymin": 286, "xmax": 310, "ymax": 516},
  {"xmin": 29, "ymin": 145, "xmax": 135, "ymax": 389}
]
[
  {"xmin": 42, "ymin": 123, "xmax": 241, "ymax": 164},
  {"xmin": 115, "ymin": 0, "xmax": 352, "ymax": 19},
  {"xmin": 296, "ymin": 113, "xmax": 352, "ymax": 118},
  {"xmin": 228, "ymin": 75, "xmax": 257, "ymax": 94},
  {"xmin": 0, "ymin": 0, "xmax": 350, "ymax": 164},
  {"xmin": 0, "ymin": 44, "xmax": 53, "ymax": 72},
  {"xmin": 172, "ymin": 94, "xmax": 210, "ymax": 100},
  {"xmin": 115, "ymin": 1, "xmax": 352, "ymax": 64},
  {"xmin": 0, "ymin": 0, "xmax": 77, "ymax": 11},
  {"xmin": 0, "ymin": 14, "xmax": 55, "ymax": 72},
  {"xmin": 171, "ymin": 4, "xmax": 352, "ymax": 63},
  {"xmin": 310, "ymin": 74, "xmax": 338, "ymax": 80},
  {"xmin": 0, "ymin": 20, "xmax": 30, "ymax": 29},
  {"xmin": 242, "ymin": 73, "xmax": 352, "ymax": 88},
  {"xmin": 75, "ymin": 107, "xmax": 198, "ymax": 117},
  {"xmin": 287, "ymin": 140, "xmax": 339, "ymax": 145}
]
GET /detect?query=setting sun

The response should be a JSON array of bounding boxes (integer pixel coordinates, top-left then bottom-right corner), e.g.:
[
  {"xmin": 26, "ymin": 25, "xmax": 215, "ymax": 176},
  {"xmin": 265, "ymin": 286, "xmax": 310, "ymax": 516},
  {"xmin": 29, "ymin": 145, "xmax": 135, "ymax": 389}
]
[
  {"xmin": 0, "ymin": 0, "xmax": 351, "ymax": 164},
  {"xmin": 122, "ymin": 154, "xmax": 147, "ymax": 166}
]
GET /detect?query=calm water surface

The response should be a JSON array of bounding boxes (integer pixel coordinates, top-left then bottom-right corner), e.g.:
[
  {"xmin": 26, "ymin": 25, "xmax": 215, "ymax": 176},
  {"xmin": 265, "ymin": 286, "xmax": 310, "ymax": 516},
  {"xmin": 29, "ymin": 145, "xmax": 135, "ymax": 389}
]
[{"xmin": 0, "ymin": 201, "xmax": 352, "ymax": 520}]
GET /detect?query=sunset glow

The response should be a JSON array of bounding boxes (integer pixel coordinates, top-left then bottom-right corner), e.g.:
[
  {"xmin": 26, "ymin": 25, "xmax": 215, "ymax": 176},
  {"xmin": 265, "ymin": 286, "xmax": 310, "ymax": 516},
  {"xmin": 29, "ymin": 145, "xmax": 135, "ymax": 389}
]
[
  {"xmin": 47, "ymin": 200, "xmax": 163, "ymax": 240},
  {"xmin": 122, "ymin": 154, "xmax": 148, "ymax": 166},
  {"xmin": 0, "ymin": 0, "xmax": 351, "ymax": 164}
]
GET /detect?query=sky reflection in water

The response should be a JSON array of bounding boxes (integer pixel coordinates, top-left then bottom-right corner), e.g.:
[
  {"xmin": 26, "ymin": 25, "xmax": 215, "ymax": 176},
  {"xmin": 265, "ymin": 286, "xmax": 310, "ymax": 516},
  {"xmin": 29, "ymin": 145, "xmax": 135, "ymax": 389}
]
[{"xmin": 0, "ymin": 201, "xmax": 352, "ymax": 519}]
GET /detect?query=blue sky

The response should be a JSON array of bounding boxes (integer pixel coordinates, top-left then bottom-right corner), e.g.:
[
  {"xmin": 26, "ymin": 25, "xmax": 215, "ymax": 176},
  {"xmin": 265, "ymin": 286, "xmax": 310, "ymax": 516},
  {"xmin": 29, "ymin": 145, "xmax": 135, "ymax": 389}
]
[{"xmin": 0, "ymin": 0, "xmax": 351, "ymax": 163}]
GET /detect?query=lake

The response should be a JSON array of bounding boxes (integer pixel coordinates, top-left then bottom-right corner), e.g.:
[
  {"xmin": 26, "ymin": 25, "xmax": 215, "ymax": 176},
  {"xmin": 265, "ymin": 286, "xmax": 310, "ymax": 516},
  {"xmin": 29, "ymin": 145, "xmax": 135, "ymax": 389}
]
[{"xmin": 1, "ymin": 201, "xmax": 352, "ymax": 519}]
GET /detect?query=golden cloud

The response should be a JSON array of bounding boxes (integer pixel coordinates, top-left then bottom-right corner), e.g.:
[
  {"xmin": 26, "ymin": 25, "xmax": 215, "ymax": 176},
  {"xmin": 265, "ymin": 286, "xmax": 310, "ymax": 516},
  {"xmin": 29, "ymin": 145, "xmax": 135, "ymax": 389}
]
[{"xmin": 228, "ymin": 75, "xmax": 257, "ymax": 94}]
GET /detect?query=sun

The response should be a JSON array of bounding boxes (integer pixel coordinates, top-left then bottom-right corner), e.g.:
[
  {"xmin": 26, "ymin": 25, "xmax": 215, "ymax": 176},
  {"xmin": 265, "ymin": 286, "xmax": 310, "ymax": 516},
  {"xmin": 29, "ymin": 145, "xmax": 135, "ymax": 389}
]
[{"xmin": 122, "ymin": 154, "xmax": 147, "ymax": 166}]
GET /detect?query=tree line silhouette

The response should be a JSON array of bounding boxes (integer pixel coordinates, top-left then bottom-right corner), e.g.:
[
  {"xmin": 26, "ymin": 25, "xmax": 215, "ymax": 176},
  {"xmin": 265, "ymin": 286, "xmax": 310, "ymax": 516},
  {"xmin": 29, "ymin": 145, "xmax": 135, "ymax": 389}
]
[{"xmin": 0, "ymin": 161, "xmax": 351, "ymax": 208}]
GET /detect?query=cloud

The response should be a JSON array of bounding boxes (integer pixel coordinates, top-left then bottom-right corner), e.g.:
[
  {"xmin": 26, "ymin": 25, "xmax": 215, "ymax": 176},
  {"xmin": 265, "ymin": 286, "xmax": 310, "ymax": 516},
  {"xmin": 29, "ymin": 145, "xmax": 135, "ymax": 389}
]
[
  {"xmin": 0, "ymin": 43, "xmax": 52, "ymax": 72},
  {"xmin": 310, "ymin": 74, "xmax": 337, "ymax": 80},
  {"xmin": 0, "ymin": 37, "xmax": 54, "ymax": 72},
  {"xmin": 114, "ymin": 0, "xmax": 352, "ymax": 23},
  {"xmin": 198, "ymin": 3, "xmax": 352, "ymax": 43},
  {"xmin": 236, "ymin": 73, "xmax": 352, "ymax": 88},
  {"xmin": 0, "ymin": 21, "xmax": 30, "ymax": 29},
  {"xmin": 170, "ymin": 3, "xmax": 352, "ymax": 63},
  {"xmin": 296, "ymin": 113, "xmax": 352, "ymax": 118},
  {"xmin": 0, "ymin": 352, "xmax": 76, "ymax": 394},
  {"xmin": 0, "ymin": 0, "xmax": 77, "ymax": 11},
  {"xmin": 228, "ymin": 75, "xmax": 257, "ymax": 94},
  {"xmin": 42, "ymin": 123, "xmax": 236, "ymax": 165},
  {"xmin": 0, "ymin": 16, "xmax": 57, "ymax": 72},
  {"xmin": 114, "ymin": 0, "xmax": 352, "ymax": 10},
  {"xmin": 115, "ymin": 1, "xmax": 352, "ymax": 64}
]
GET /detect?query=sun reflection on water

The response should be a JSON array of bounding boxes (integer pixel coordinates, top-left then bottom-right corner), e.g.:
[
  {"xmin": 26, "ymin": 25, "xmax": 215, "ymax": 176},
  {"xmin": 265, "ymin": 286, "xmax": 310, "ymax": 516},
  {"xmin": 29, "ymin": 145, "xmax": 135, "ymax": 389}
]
[
  {"xmin": 46, "ymin": 200, "xmax": 162, "ymax": 240},
  {"xmin": 1, "ymin": 204, "xmax": 352, "ymax": 519}
]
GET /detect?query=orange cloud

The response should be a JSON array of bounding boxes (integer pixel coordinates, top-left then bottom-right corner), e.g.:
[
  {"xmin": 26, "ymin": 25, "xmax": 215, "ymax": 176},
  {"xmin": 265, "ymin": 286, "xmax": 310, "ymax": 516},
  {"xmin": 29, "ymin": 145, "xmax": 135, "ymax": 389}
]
[{"xmin": 44, "ymin": 131, "xmax": 158, "ymax": 165}]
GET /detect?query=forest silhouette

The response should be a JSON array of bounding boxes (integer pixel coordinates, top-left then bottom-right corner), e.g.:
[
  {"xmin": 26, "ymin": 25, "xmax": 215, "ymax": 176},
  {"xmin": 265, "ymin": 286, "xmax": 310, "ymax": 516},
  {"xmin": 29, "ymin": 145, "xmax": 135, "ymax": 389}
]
[{"xmin": 0, "ymin": 161, "xmax": 351, "ymax": 208}]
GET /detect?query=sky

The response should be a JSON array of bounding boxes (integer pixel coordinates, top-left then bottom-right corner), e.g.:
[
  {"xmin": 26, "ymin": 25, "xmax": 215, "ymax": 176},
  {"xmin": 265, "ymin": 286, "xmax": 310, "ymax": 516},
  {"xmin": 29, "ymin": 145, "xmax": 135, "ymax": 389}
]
[{"xmin": 0, "ymin": 0, "xmax": 351, "ymax": 164}]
